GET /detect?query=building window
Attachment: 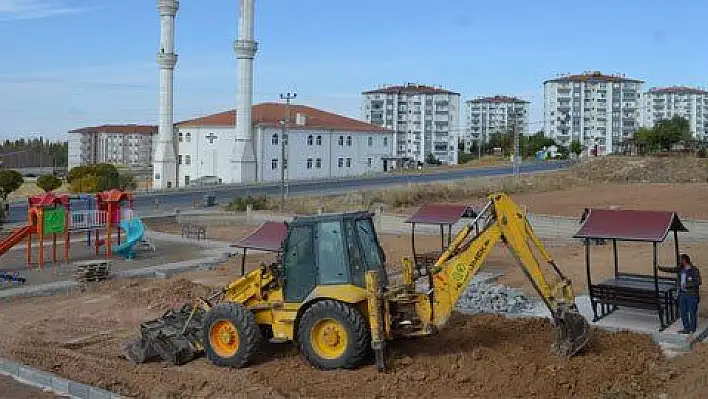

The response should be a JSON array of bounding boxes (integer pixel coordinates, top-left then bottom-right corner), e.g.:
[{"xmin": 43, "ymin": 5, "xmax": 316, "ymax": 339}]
[
  {"xmin": 307, "ymin": 158, "xmax": 313, "ymax": 169},
  {"xmin": 272, "ymin": 133, "xmax": 279, "ymax": 145},
  {"xmin": 271, "ymin": 158, "xmax": 278, "ymax": 170},
  {"xmin": 185, "ymin": 155, "xmax": 191, "ymax": 165},
  {"xmin": 383, "ymin": 137, "xmax": 388, "ymax": 146},
  {"xmin": 307, "ymin": 135, "xmax": 313, "ymax": 145},
  {"xmin": 346, "ymin": 158, "xmax": 352, "ymax": 167},
  {"xmin": 184, "ymin": 175, "xmax": 190, "ymax": 185},
  {"xmin": 178, "ymin": 155, "xmax": 183, "ymax": 164},
  {"xmin": 367, "ymin": 158, "xmax": 372, "ymax": 167},
  {"xmin": 338, "ymin": 157, "xmax": 343, "ymax": 168},
  {"xmin": 346, "ymin": 136, "xmax": 352, "ymax": 146},
  {"xmin": 178, "ymin": 132, "xmax": 183, "ymax": 142},
  {"xmin": 316, "ymin": 135, "xmax": 322, "ymax": 145},
  {"xmin": 186, "ymin": 132, "xmax": 191, "ymax": 142},
  {"xmin": 316, "ymin": 158, "xmax": 322, "ymax": 168},
  {"xmin": 338, "ymin": 136, "xmax": 344, "ymax": 146},
  {"xmin": 368, "ymin": 137, "xmax": 373, "ymax": 146}
]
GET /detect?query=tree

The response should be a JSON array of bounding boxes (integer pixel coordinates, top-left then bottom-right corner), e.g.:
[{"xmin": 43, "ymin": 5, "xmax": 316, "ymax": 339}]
[
  {"xmin": 425, "ymin": 153, "xmax": 442, "ymax": 165},
  {"xmin": 523, "ymin": 131, "xmax": 555, "ymax": 157},
  {"xmin": 570, "ymin": 140, "xmax": 583, "ymax": 156},
  {"xmin": 67, "ymin": 163, "xmax": 122, "ymax": 192},
  {"xmin": 653, "ymin": 116, "xmax": 691, "ymax": 150},
  {"xmin": 37, "ymin": 174, "xmax": 62, "ymax": 192},
  {"xmin": 0, "ymin": 170, "xmax": 23, "ymax": 202}
]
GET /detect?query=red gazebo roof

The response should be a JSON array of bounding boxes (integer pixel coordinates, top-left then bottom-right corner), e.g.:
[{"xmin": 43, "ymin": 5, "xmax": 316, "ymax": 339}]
[
  {"xmin": 573, "ymin": 209, "xmax": 688, "ymax": 242},
  {"xmin": 405, "ymin": 204, "xmax": 477, "ymax": 225},
  {"xmin": 231, "ymin": 222, "xmax": 287, "ymax": 252}
]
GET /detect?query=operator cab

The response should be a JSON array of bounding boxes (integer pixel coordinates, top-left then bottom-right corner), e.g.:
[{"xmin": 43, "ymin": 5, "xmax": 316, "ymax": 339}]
[{"xmin": 280, "ymin": 211, "xmax": 388, "ymax": 302}]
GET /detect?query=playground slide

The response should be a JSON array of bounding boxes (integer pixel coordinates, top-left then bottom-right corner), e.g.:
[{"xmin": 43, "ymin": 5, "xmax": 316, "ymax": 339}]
[
  {"xmin": 0, "ymin": 225, "xmax": 36, "ymax": 258},
  {"xmin": 113, "ymin": 217, "xmax": 145, "ymax": 259}
]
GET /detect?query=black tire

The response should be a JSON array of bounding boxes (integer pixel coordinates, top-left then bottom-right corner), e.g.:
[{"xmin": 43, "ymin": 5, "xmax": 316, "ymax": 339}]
[
  {"xmin": 202, "ymin": 303, "xmax": 262, "ymax": 368},
  {"xmin": 297, "ymin": 300, "xmax": 371, "ymax": 370}
]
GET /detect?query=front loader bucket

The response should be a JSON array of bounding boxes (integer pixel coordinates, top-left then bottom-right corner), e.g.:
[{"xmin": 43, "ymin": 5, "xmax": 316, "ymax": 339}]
[
  {"xmin": 123, "ymin": 304, "xmax": 206, "ymax": 366},
  {"xmin": 551, "ymin": 307, "xmax": 591, "ymax": 358}
]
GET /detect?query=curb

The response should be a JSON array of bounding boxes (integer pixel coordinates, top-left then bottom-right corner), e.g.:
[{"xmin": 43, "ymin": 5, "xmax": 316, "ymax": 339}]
[{"xmin": 0, "ymin": 357, "xmax": 124, "ymax": 398}]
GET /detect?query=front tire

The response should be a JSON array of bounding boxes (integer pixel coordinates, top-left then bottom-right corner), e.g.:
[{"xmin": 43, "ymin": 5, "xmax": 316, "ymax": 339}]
[
  {"xmin": 202, "ymin": 303, "xmax": 262, "ymax": 368},
  {"xmin": 297, "ymin": 300, "xmax": 370, "ymax": 370}
]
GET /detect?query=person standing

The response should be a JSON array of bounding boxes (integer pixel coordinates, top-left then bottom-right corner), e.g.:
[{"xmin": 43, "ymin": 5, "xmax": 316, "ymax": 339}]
[{"xmin": 660, "ymin": 254, "xmax": 702, "ymax": 334}]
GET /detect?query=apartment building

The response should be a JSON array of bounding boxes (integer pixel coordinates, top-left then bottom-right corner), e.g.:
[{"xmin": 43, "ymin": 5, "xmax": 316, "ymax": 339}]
[
  {"xmin": 465, "ymin": 96, "xmax": 529, "ymax": 148},
  {"xmin": 544, "ymin": 71, "xmax": 644, "ymax": 155},
  {"xmin": 67, "ymin": 124, "xmax": 157, "ymax": 169},
  {"xmin": 362, "ymin": 83, "xmax": 460, "ymax": 165},
  {"xmin": 641, "ymin": 86, "xmax": 708, "ymax": 140}
]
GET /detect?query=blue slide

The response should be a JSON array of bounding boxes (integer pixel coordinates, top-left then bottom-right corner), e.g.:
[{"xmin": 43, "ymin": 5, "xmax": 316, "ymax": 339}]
[{"xmin": 113, "ymin": 217, "xmax": 145, "ymax": 260}]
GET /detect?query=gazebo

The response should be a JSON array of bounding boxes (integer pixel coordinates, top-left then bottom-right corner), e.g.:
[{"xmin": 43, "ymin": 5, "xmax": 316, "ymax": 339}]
[
  {"xmin": 404, "ymin": 204, "xmax": 477, "ymax": 275},
  {"xmin": 230, "ymin": 222, "xmax": 287, "ymax": 275},
  {"xmin": 572, "ymin": 209, "xmax": 689, "ymax": 330}
]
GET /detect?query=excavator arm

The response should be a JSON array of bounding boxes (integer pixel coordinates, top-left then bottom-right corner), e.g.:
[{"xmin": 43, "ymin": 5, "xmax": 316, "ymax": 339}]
[{"xmin": 427, "ymin": 193, "xmax": 590, "ymax": 357}]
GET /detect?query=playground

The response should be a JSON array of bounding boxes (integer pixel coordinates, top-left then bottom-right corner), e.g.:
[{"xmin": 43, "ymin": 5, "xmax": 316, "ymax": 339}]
[{"xmin": 0, "ymin": 189, "xmax": 205, "ymax": 288}]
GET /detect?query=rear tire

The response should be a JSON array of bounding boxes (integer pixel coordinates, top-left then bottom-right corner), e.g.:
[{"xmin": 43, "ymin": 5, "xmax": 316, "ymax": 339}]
[
  {"xmin": 297, "ymin": 300, "xmax": 370, "ymax": 370},
  {"xmin": 202, "ymin": 303, "xmax": 262, "ymax": 368}
]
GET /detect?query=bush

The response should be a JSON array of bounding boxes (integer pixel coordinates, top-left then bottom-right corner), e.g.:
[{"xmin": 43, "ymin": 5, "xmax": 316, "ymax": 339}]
[
  {"xmin": 227, "ymin": 195, "xmax": 268, "ymax": 211},
  {"xmin": 67, "ymin": 163, "xmax": 120, "ymax": 192},
  {"xmin": 697, "ymin": 148, "xmax": 707, "ymax": 158},
  {"xmin": 36, "ymin": 174, "xmax": 62, "ymax": 192}
]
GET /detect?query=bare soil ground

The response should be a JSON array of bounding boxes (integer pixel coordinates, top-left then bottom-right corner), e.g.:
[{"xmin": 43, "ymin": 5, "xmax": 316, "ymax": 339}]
[
  {"xmin": 0, "ymin": 276, "xmax": 697, "ymax": 399},
  {"xmin": 0, "ymin": 375, "xmax": 65, "ymax": 398}
]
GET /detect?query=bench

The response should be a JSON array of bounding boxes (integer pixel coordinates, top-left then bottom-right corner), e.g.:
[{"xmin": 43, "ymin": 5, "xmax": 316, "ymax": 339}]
[
  {"xmin": 181, "ymin": 224, "xmax": 207, "ymax": 240},
  {"xmin": 590, "ymin": 273, "xmax": 678, "ymax": 330}
]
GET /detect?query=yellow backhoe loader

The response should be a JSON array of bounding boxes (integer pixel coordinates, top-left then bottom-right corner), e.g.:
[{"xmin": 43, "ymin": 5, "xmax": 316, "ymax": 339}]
[{"xmin": 124, "ymin": 193, "xmax": 591, "ymax": 371}]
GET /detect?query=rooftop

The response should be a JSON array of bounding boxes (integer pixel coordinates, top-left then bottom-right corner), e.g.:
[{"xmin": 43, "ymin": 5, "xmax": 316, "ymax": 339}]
[
  {"xmin": 648, "ymin": 86, "xmax": 708, "ymax": 95},
  {"xmin": 69, "ymin": 124, "xmax": 157, "ymax": 134},
  {"xmin": 176, "ymin": 102, "xmax": 390, "ymax": 132},
  {"xmin": 544, "ymin": 71, "xmax": 644, "ymax": 85},
  {"xmin": 466, "ymin": 95, "xmax": 529, "ymax": 104},
  {"xmin": 362, "ymin": 83, "xmax": 460, "ymax": 96}
]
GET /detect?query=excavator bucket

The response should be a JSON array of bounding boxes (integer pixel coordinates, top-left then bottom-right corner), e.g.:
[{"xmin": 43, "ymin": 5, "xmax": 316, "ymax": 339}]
[
  {"xmin": 123, "ymin": 304, "xmax": 206, "ymax": 365},
  {"xmin": 551, "ymin": 307, "xmax": 592, "ymax": 358}
]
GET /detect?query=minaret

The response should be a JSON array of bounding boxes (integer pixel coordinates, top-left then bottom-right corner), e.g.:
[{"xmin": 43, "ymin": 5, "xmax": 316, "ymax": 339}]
[
  {"xmin": 153, "ymin": 0, "xmax": 178, "ymax": 189},
  {"xmin": 230, "ymin": 0, "xmax": 258, "ymax": 183}
]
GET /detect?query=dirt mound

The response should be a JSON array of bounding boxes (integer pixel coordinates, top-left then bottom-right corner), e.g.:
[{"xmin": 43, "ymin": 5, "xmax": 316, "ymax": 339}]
[
  {"xmin": 6, "ymin": 310, "xmax": 683, "ymax": 399},
  {"xmin": 572, "ymin": 156, "xmax": 708, "ymax": 183},
  {"xmin": 109, "ymin": 278, "xmax": 214, "ymax": 311},
  {"xmin": 665, "ymin": 343, "xmax": 708, "ymax": 399}
]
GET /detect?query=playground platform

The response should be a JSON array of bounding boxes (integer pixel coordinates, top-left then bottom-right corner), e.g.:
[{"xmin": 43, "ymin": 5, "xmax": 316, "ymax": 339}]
[{"xmin": 0, "ymin": 234, "xmax": 205, "ymax": 288}]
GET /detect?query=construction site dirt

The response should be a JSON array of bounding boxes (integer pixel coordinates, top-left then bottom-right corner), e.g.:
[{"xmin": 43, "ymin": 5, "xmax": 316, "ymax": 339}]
[{"xmin": 0, "ymin": 277, "xmax": 692, "ymax": 399}]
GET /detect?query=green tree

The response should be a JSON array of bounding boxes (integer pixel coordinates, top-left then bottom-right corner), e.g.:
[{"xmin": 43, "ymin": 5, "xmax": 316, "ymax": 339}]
[
  {"xmin": 70, "ymin": 174, "xmax": 100, "ymax": 193},
  {"xmin": 0, "ymin": 170, "xmax": 24, "ymax": 201},
  {"xmin": 570, "ymin": 140, "xmax": 583, "ymax": 156},
  {"xmin": 425, "ymin": 153, "xmax": 442, "ymax": 165},
  {"xmin": 36, "ymin": 174, "xmax": 62, "ymax": 192},
  {"xmin": 67, "ymin": 163, "xmax": 122, "ymax": 192},
  {"xmin": 654, "ymin": 116, "xmax": 691, "ymax": 150},
  {"xmin": 523, "ymin": 131, "xmax": 555, "ymax": 157}
]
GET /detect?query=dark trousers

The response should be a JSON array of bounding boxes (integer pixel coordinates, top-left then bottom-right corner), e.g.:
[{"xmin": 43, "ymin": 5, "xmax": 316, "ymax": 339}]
[{"xmin": 679, "ymin": 292, "xmax": 699, "ymax": 332}]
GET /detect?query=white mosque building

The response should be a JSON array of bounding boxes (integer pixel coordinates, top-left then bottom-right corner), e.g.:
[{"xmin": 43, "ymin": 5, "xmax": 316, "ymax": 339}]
[{"xmin": 175, "ymin": 103, "xmax": 396, "ymax": 186}]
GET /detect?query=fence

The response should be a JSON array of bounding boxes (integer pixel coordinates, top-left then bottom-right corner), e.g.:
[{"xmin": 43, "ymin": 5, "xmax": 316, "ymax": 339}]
[{"xmin": 69, "ymin": 210, "xmax": 108, "ymax": 231}]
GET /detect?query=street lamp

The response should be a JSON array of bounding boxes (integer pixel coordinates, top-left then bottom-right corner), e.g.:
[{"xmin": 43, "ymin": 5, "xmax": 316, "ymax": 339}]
[{"xmin": 279, "ymin": 92, "xmax": 296, "ymax": 213}]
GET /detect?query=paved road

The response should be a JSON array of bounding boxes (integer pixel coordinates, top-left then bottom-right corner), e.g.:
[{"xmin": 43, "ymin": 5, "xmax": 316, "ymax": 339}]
[{"xmin": 5, "ymin": 160, "xmax": 571, "ymax": 224}]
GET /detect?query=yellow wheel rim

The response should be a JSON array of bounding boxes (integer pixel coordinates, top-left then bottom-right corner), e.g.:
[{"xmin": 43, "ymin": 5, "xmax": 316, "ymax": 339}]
[
  {"xmin": 310, "ymin": 318, "xmax": 348, "ymax": 360},
  {"xmin": 209, "ymin": 320, "xmax": 240, "ymax": 358}
]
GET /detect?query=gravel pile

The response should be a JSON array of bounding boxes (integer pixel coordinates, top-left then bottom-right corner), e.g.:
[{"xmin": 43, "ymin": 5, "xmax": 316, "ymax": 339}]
[{"xmin": 457, "ymin": 281, "xmax": 536, "ymax": 315}]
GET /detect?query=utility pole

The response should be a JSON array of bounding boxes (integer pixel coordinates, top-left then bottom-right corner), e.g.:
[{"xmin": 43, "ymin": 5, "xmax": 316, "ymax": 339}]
[
  {"xmin": 512, "ymin": 108, "xmax": 520, "ymax": 178},
  {"xmin": 279, "ymin": 92, "xmax": 296, "ymax": 213}
]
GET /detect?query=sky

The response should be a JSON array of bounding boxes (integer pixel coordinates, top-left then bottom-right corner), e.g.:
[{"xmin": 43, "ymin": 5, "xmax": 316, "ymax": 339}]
[{"xmin": 0, "ymin": 0, "xmax": 706, "ymax": 141}]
